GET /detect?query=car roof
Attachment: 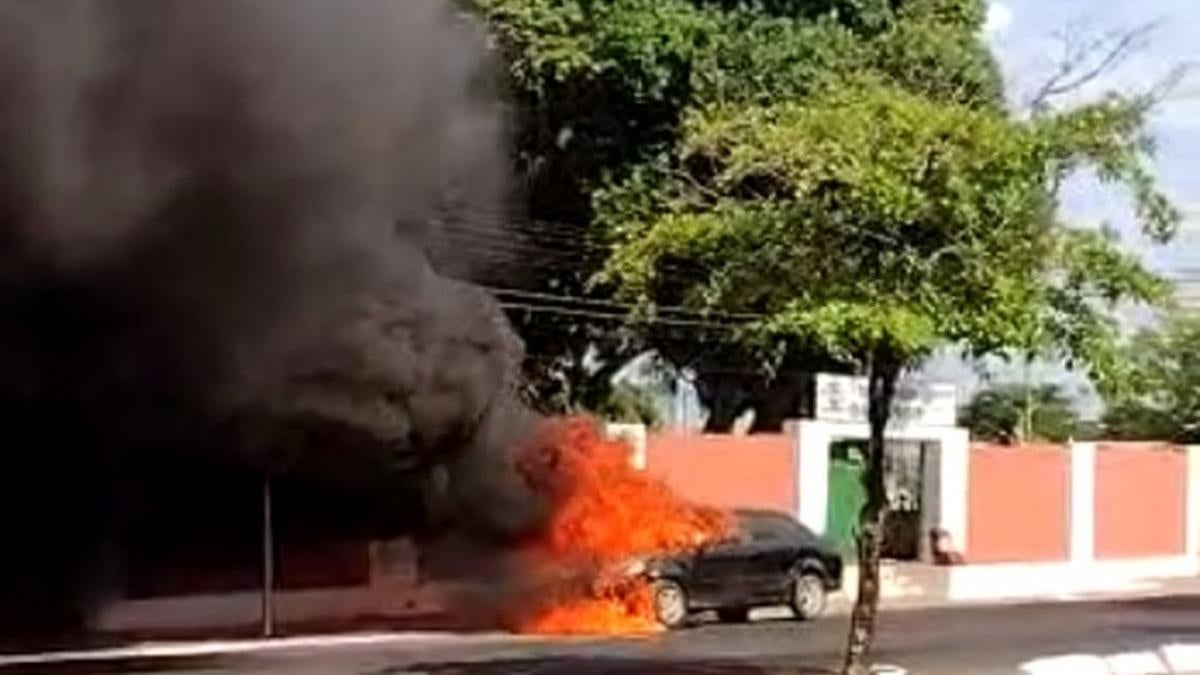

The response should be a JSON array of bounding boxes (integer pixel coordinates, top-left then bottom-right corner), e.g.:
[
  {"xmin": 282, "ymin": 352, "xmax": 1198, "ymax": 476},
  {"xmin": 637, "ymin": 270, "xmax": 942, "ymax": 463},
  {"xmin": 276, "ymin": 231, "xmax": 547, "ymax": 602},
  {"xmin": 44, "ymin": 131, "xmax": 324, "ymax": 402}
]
[
  {"xmin": 734, "ymin": 508, "xmax": 799, "ymax": 521},
  {"xmin": 733, "ymin": 509, "xmax": 821, "ymax": 537}
]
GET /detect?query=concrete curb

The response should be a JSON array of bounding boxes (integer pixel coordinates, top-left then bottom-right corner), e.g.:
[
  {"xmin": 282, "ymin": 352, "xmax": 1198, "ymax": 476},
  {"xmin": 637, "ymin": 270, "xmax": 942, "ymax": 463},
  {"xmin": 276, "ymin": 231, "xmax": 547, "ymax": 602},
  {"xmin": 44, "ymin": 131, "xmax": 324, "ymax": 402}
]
[
  {"xmin": 832, "ymin": 560, "xmax": 1200, "ymax": 613},
  {"xmin": 825, "ymin": 579, "xmax": 1200, "ymax": 617}
]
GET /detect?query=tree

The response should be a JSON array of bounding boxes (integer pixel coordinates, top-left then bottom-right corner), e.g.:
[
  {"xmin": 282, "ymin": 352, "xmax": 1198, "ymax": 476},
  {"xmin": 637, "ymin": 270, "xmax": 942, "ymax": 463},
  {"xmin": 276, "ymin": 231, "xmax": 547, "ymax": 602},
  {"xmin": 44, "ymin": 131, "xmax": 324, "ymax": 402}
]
[
  {"xmin": 1102, "ymin": 314, "xmax": 1200, "ymax": 443},
  {"xmin": 595, "ymin": 381, "xmax": 664, "ymax": 427},
  {"xmin": 599, "ymin": 80, "xmax": 1175, "ymax": 674},
  {"xmin": 962, "ymin": 384, "xmax": 1083, "ymax": 444},
  {"xmin": 475, "ymin": 0, "xmax": 1005, "ymax": 426}
]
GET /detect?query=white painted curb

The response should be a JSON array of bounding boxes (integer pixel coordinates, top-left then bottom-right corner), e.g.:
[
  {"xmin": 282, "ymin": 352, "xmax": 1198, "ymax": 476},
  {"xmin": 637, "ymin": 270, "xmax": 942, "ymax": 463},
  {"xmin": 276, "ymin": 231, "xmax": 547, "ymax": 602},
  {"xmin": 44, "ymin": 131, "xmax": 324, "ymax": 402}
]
[{"xmin": 1021, "ymin": 642, "xmax": 1200, "ymax": 674}]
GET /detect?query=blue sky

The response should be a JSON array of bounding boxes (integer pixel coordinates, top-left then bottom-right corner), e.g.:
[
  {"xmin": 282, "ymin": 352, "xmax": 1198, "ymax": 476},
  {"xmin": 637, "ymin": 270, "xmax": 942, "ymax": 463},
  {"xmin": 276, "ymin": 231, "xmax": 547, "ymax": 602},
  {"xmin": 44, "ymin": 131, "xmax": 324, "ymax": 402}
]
[
  {"xmin": 986, "ymin": 0, "xmax": 1200, "ymax": 282},
  {"xmin": 919, "ymin": 0, "xmax": 1199, "ymax": 413}
]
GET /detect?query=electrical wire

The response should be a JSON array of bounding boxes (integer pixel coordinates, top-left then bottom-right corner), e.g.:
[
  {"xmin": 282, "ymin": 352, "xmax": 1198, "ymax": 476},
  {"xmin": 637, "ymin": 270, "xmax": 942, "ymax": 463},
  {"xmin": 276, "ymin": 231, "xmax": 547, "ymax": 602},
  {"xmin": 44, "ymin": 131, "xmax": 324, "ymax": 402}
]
[{"xmin": 497, "ymin": 301, "xmax": 753, "ymax": 330}]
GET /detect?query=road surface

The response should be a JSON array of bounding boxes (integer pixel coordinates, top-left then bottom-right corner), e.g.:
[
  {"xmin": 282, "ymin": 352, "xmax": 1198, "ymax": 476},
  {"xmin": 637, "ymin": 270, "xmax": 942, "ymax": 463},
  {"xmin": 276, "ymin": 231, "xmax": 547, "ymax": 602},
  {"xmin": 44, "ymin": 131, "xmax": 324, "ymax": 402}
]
[{"xmin": 7, "ymin": 595, "xmax": 1200, "ymax": 675}]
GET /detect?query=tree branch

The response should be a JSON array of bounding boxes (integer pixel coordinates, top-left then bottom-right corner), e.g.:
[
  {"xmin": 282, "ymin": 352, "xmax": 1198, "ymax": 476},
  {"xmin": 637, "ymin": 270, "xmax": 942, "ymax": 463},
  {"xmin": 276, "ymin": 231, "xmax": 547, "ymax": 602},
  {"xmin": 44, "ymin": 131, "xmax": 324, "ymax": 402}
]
[{"xmin": 1029, "ymin": 20, "xmax": 1162, "ymax": 114}]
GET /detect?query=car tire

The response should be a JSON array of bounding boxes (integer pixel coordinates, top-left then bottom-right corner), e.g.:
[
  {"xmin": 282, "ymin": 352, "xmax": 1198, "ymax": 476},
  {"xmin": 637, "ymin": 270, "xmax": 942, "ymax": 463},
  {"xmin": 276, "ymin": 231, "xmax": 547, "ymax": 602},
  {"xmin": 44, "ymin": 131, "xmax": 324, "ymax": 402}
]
[
  {"xmin": 652, "ymin": 579, "xmax": 689, "ymax": 629},
  {"xmin": 790, "ymin": 571, "xmax": 827, "ymax": 621},
  {"xmin": 716, "ymin": 607, "xmax": 750, "ymax": 624}
]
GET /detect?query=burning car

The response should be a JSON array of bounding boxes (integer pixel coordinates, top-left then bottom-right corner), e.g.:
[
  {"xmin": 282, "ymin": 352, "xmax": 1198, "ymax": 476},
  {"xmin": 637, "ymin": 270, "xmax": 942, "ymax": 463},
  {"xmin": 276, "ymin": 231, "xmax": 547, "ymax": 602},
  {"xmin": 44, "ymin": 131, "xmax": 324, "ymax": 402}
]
[
  {"xmin": 618, "ymin": 509, "xmax": 844, "ymax": 628},
  {"xmin": 511, "ymin": 423, "xmax": 837, "ymax": 636}
]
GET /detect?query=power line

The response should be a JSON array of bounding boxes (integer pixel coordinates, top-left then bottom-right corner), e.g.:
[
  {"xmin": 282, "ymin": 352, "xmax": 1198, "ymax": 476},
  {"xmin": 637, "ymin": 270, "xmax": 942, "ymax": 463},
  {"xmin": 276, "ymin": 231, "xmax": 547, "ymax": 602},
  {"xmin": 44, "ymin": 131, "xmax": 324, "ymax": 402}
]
[
  {"xmin": 440, "ymin": 219, "xmax": 612, "ymax": 248},
  {"xmin": 486, "ymin": 285, "xmax": 767, "ymax": 321},
  {"xmin": 497, "ymin": 301, "xmax": 752, "ymax": 331},
  {"xmin": 430, "ymin": 210, "xmax": 1200, "ymax": 271},
  {"xmin": 436, "ymin": 227, "xmax": 607, "ymax": 253},
  {"xmin": 519, "ymin": 351, "xmax": 820, "ymax": 379},
  {"xmin": 427, "ymin": 215, "xmax": 1200, "ymax": 303},
  {"xmin": 492, "ymin": 283, "xmax": 1200, "ymax": 330}
]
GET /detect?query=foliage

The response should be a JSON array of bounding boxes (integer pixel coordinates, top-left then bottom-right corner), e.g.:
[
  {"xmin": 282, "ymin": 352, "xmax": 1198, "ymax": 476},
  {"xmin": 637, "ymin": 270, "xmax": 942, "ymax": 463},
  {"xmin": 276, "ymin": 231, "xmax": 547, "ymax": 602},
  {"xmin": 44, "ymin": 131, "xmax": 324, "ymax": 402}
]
[
  {"xmin": 1102, "ymin": 314, "xmax": 1200, "ymax": 443},
  {"xmin": 600, "ymin": 83, "xmax": 1174, "ymax": 383},
  {"xmin": 962, "ymin": 384, "xmax": 1083, "ymax": 444},
  {"xmin": 477, "ymin": 0, "xmax": 1004, "ymax": 217},
  {"xmin": 594, "ymin": 381, "xmax": 664, "ymax": 427},
  {"xmin": 473, "ymin": 0, "xmax": 1005, "ymax": 420}
]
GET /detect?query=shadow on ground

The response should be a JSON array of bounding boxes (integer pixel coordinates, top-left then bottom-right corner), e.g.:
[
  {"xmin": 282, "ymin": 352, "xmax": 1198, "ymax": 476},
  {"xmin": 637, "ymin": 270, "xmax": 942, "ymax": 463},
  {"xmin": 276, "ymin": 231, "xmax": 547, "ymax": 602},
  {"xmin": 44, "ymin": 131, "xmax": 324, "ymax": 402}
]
[
  {"xmin": 1099, "ymin": 594, "xmax": 1200, "ymax": 638},
  {"xmin": 379, "ymin": 657, "xmax": 835, "ymax": 675},
  {"xmin": 1118, "ymin": 594, "xmax": 1200, "ymax": 612}
]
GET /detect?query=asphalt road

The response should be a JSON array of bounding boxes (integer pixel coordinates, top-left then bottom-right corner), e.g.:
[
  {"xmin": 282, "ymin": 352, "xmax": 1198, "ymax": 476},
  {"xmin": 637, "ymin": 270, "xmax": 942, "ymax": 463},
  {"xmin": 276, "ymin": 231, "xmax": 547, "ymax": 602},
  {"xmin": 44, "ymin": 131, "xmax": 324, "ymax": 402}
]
[{"xmin": 10, "ymin": 595, "xmax": 1200, "ymax": 675}]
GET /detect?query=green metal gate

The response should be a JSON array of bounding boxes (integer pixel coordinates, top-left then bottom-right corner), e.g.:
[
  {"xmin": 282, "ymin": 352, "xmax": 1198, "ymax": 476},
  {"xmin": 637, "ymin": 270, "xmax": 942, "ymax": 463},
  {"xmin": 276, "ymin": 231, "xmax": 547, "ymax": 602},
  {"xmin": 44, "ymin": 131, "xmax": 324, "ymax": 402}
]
[{"xmin": 825, "ymin": 442, "xmax": 868, "ymax": 560}]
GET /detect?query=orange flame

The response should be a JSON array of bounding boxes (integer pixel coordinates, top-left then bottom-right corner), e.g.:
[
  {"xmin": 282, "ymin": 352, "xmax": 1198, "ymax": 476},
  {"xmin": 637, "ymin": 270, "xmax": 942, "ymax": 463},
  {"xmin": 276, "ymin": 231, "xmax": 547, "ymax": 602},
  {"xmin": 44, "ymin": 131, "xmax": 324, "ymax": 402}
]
[
  {"xmin": 520, "ymin": 581, "xmax": 659, "ymax": 636},
  {"xmin": 511, "ymin": 417, "xmax": 730, "ymax": 635}
]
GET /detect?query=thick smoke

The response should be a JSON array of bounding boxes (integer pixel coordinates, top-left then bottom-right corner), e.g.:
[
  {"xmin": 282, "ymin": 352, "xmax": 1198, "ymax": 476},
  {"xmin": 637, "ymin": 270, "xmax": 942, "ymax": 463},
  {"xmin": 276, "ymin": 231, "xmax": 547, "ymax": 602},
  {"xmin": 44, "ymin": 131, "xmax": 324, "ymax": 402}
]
[{"xmin": 0, "ymin": 0, "xmax": 537, "ymax": 636}]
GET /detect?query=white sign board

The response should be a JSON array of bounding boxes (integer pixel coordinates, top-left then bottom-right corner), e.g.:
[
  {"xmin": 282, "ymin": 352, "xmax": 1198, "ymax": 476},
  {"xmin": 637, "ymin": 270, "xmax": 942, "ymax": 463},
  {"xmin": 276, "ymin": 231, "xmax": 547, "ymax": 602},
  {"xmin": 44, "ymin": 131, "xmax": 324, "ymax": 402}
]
[{"xmin": 815, "ymin": 373, "xmax": 957, "ymax": 428}]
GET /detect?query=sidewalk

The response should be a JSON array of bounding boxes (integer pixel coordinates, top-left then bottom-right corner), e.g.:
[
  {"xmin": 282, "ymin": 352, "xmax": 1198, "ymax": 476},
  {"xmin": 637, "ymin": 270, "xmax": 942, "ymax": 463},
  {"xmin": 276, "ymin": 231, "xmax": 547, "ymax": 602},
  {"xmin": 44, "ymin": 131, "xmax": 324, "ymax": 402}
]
[
  {"xmin": 88, "ymin": 560, "xmax": 1200, "ymax": 635},
  {"xmin": 827, "ymin": 560, "xmax": 1200, "ymax": 614}
]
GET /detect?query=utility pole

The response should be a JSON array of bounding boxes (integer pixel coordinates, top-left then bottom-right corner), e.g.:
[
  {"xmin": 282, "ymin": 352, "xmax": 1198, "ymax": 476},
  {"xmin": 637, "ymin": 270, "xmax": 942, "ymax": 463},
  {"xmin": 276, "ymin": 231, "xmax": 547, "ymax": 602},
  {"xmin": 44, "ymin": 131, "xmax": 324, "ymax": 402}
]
[{"xmin": 261, "ymin": 473, "xmax": 275, "ymax": 638}]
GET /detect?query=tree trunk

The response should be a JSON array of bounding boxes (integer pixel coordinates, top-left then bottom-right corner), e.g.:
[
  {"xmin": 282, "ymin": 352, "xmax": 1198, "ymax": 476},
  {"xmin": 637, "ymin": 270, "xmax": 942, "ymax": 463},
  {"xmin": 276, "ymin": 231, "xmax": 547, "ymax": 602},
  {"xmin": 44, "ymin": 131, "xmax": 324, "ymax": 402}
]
[
  {"xmin": 842, "ymin": 353, "xmax": 900, "ymax": 675},
  {"xmin": 703, "ymin": 402, "xmax": 741, "ymax": 433},
  {"xmin": 749, "ymin": 373, "xmax": 811, "ymax": 434},
  {"xmin": 695, "ymin": 372, "xmax": 754, "ymax": 433}
]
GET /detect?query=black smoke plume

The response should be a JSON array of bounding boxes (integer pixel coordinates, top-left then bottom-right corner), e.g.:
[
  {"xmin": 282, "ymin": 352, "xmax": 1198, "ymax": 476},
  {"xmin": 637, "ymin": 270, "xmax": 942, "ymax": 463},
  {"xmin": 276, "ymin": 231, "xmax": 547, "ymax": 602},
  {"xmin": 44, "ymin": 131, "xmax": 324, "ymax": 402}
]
[{"xmin": 0, "ymin": 0, "xmax": 538, "ymax": 637}]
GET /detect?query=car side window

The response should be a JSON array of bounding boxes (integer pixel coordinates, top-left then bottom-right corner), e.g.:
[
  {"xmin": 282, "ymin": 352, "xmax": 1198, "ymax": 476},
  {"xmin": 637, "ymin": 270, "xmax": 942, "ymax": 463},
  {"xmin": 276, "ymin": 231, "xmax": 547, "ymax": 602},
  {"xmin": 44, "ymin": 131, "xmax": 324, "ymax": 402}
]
[
  {"xmin": 708, "ymin": 529, "xmax": 751, "ymax": 550},
  {"xmin": 745, "ymin": 519, "xmax": 790, "ymax": 544},
  {"xmin": 740, "ymin": 514, "xmax": 812, "ymax": 545}
]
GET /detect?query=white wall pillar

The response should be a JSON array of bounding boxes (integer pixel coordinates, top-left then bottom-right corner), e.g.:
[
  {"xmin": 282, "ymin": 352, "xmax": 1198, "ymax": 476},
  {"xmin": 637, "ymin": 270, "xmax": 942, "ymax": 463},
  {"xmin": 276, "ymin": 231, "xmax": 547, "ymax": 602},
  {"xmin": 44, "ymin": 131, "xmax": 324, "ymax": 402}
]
[
  {"xmin": 797, "ymin": 420, "xmax": 831, "ymax": 533},
  {"xmin": 1186, "ymin": 446, "xmax": 1200, "ymax": 557},
  {"xmin": 1070, "ymin": 442, "xmax": 1097, "ymax": 564},
  {"xmin": 606, "ymin": 422, "xmax": 648, "ymax": 470},
  {"xmin": 920, "ymin": 429, "xmax": 969, "ymax": 559},
  {"xmin": 937, "ymin": 428, "xmax": 970, "ymax": 555}
]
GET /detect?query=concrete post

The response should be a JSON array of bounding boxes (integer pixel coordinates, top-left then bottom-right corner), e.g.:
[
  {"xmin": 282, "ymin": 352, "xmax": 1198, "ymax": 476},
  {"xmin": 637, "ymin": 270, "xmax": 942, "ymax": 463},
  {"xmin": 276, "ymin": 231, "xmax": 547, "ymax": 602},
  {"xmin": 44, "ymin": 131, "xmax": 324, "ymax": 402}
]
[
  {"xmin": 1186, "ymin": 446, "xmax": 1200, "ymax": 557},
  {"xmin": 919, "ymin": 429, "xmax": 970, "ymax": 560},
  {"xmin": 938, "ymin": 428, "xmax": 971, "ymax": 557},
  {"xmin": 606, "ymin": 422, "xmax": 648, "ymax": 470},
  {"xmin": 783, "ymin": 421, "xmax": 802, "ymax": 526},
  {"xmin": 1069, "ymin": 442, "xmax": 1097, "ymax": 564},
  {"xmin": 797, "ymin": 420, "xmax": 831, "ymax": 534}
]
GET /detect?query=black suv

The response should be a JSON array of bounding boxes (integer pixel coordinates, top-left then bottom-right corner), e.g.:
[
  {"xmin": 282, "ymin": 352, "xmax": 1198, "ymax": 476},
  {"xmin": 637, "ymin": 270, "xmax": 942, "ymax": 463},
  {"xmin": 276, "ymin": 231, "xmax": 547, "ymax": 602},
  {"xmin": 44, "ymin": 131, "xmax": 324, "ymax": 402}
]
[{"xmin": 630, "ymin": 509, "xmax": 843, "ymax": 628}]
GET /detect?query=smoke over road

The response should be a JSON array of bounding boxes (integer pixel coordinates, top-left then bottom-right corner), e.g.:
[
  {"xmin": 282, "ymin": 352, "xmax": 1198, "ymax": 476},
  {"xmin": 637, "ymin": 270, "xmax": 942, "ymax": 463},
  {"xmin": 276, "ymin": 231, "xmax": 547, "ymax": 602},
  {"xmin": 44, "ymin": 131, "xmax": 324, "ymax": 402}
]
[{"xmin": 0, "ymin": 0, "xmax": 539, "ymax": 635}]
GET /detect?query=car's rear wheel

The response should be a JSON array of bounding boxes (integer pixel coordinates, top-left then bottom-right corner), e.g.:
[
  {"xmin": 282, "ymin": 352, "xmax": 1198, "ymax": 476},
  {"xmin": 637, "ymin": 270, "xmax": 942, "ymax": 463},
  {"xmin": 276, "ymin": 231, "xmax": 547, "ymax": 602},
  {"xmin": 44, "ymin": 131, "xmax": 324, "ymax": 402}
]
[
  {"xmin": 716, "ymin": 607, "xmax": 750, "ymax": 623},
  {"xmin": 652, "ymin": 579, "xmax": 689, "ymax": 629},
  {"xmin": 790, "ymin": 571, "xmax": 827, "ymax": 621}
]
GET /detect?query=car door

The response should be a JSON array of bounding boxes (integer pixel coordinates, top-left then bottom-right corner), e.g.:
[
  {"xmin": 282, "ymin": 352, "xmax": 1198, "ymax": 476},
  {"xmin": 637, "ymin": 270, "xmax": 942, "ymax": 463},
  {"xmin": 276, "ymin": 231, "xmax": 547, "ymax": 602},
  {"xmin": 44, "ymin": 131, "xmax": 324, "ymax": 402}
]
[
  {"xmin": 742, "ymin": 517, "xmax": 800, "ymax": 601},
  {"xmin": 688, "ymin": 532, "xmax": 756, "ymax": 607},
  {"xmin": 739, "ymin": 511, "xmax": 816, "ymax": 600}
]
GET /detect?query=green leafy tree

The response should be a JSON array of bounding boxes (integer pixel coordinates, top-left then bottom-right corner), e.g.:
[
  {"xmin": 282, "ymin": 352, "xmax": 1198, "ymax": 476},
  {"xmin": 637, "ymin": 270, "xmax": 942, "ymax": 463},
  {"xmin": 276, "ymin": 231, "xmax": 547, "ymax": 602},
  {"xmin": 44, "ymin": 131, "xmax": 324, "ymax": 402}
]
[
  {"xmin": 599, "ymin": 80, "xmax": 1175, "ymax": 673},
  {"xmin": 595, "ymin": 381, "xmax": 664, "ymax": 427},
  {"xmin": 474, "ymin": 0, "xmax": 1003, "ymax": 423},
  {"xmin": 962, "ymin": 384, "xmax": 1083, "ymax": 444},
  {"xmin": 1103, "ymin": 314, "xmax": 1200, "ymax": 443}
]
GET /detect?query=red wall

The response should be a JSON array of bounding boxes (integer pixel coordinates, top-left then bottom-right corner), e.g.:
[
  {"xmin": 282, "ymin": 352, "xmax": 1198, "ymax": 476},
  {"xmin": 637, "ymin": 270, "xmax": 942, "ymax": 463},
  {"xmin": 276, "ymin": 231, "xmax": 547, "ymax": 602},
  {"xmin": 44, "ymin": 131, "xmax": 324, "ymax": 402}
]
[
  {"xmin": 645, "ymin": 433, "xmax": 796, "ymax": 514},
  {"xmin": 967, "ymin": 444, "xmax": 1070, "ymax": 563},
  {"xmin": 1094, "ymin": 444, "xmax": 1186, "ymax": 559}
]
